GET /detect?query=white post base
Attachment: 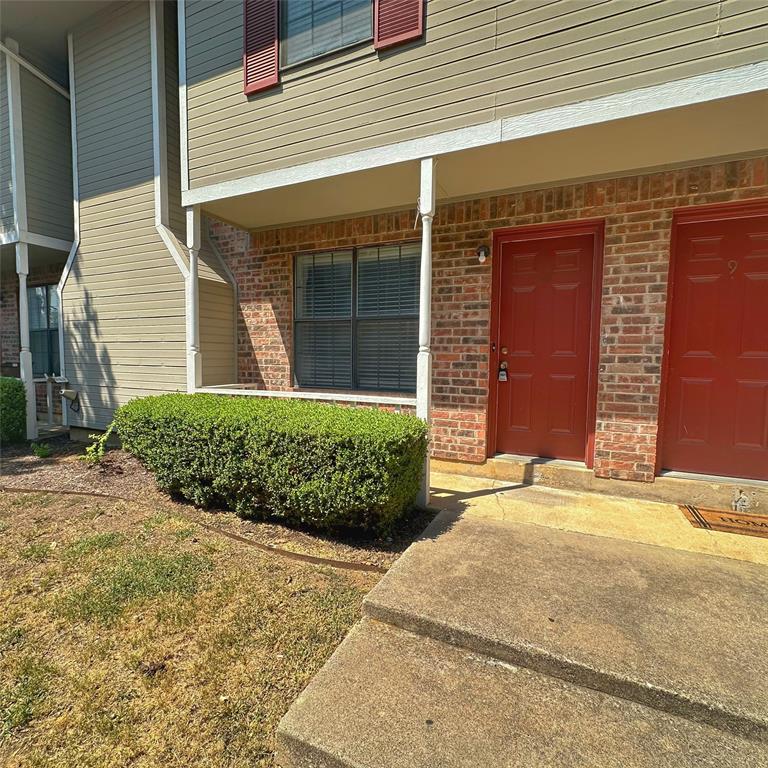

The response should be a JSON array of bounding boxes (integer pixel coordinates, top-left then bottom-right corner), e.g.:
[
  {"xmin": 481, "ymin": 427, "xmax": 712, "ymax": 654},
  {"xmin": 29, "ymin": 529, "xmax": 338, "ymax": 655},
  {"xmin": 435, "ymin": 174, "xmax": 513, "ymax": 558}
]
[
  {"xmin": 19, "ymin": 350, "xmax": 37, "ymax": 440},
  {"xmin": 187, "ymin": 350, "xmax": 202, "ymax": 393}
]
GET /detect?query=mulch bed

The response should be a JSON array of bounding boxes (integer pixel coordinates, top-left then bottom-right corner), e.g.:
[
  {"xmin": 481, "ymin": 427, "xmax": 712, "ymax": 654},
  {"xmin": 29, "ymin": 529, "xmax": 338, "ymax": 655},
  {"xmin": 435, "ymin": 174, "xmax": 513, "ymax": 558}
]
[{"xmin": 0, "ymin": 436, "xmax": 434, "ymax": 570}]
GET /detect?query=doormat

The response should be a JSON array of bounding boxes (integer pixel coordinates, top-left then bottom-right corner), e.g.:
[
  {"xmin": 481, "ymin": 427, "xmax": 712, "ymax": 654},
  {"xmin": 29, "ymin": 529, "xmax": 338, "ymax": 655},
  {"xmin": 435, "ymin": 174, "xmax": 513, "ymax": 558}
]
[{"xmin": 680, "ymin": 505, "xmax": 768, "ymax": 539}]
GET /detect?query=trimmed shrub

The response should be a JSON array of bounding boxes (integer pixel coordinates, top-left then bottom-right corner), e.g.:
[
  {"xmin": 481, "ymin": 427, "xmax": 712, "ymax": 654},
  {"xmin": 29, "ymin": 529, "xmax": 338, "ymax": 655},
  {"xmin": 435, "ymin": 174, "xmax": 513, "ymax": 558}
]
[
  {"xmin": 114, "ymin": 394, "xmax": 428, "ymax": 533},
  {"xmin": 0, "ymin": 377, "xmax": 26, "ymax": 444}
]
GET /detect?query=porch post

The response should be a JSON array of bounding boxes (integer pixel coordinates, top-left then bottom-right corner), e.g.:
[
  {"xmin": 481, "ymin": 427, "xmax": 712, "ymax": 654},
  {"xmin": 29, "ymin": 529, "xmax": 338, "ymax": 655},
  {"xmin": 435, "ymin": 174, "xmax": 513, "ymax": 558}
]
[
  {"xmin": 416, "ymin": 157, "xmax": 435, "ymax": 508},
  {"xmin": 185, "ymin": 206, "xmax": 202, "ymax": 392},
  {"xmin": 16, "ymin": 243, "xmax": 37, "ymax": 440}
]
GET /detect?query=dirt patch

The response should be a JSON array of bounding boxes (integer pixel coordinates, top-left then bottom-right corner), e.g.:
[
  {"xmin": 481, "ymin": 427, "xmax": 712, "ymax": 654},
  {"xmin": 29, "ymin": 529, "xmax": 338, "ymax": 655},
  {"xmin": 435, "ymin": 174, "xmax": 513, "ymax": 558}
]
[{"xmin": 0, "ymin": 437, "xmax": 434, "ymax": 570}]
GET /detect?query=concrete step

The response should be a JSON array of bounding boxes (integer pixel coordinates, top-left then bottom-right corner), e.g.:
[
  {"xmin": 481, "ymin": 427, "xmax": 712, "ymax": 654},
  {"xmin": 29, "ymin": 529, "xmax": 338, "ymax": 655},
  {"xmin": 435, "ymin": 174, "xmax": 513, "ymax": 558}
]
[
  {"xmin": 363, "ymin": 512, "xmax": 768, "ymax": 741},
  {"xmin": 277, "ymin": 619, "xmax": 767, "ymax": 768},
  {"xmin": 431, "ymin": 455, "xmax": 768, "ymax": 513}
]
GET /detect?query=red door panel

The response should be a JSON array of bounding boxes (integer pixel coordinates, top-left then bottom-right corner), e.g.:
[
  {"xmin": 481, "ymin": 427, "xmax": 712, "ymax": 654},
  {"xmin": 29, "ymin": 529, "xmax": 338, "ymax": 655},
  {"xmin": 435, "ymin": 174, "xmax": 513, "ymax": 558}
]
[
  {"xmin": 495, "ymin": 233, "xmax": 595, "ymax": 461},
  {"xmin": 662, "ymin": 212, "xmax": 768, "ymax": 480}
]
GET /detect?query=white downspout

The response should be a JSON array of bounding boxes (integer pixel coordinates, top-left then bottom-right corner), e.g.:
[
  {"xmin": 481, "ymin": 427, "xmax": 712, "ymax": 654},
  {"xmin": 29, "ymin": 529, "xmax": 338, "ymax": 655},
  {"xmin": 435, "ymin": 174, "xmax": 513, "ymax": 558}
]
[
  {"xmin": 57, "ymin": 33, "xmax": 81, "ymax": 428},
  {"xmin": 186, "ymin": 206, "xmax": 201, "ymax": 392},
  {"xmin": 416, "ymin": 157, "xmax": 435, "ymax": 508}
]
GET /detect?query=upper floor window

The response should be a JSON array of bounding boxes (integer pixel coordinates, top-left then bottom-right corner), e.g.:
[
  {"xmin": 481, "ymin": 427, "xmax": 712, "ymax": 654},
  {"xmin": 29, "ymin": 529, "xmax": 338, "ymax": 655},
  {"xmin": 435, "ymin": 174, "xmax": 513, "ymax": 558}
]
[
  {"xmin": 280, "ymin": 0, "xmax": 373, "ymax": 68},
  {"xmin": 27, "ymin": 285, "xmax": 59, "ymax": 377},
  {"xmin": 244, "ymin": 0, "xmax": 425, "ymax": 94}
]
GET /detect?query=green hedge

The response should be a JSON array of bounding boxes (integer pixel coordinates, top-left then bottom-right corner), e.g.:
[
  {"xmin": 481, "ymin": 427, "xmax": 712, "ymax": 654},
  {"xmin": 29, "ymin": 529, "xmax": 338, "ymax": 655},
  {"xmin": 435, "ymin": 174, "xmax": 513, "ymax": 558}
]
[
  {"xmin": 0, "ymin": 377, "xmax": 26, "ymax": 444},
  {"xmin": 114, "ymin": 393, "xmax": 428, "ymax": 533}
]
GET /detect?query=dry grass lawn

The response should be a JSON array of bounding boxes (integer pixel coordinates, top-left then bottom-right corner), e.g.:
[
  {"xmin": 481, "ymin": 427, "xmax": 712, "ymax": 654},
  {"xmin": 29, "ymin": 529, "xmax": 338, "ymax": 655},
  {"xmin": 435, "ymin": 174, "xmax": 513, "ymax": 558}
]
[{"xmin": 0, "ymin": 490, "xmax": 377, "ymax": 767}]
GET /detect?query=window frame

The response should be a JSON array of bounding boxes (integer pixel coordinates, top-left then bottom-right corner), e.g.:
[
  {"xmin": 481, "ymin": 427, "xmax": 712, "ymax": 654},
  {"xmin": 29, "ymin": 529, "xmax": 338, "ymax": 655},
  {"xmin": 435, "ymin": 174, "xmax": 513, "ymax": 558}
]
[
  {"xmin": 293, "ymin": 240, "xmax": 420, "ymax": 393},
  {"xmin": 27, "ymin": 283, "xmax": 60, "ymax": 378},
  {"xmin": 278, "ymin": 0, "xmax": 375, "ymax": 71}
]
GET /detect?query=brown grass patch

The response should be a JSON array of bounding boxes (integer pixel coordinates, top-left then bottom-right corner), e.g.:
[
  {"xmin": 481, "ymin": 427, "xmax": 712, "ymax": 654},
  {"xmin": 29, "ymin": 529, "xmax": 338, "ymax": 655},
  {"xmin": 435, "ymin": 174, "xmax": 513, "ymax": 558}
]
[{"xmin": 0, "ymin": 491, "xmax": 376, "ymax": 767}]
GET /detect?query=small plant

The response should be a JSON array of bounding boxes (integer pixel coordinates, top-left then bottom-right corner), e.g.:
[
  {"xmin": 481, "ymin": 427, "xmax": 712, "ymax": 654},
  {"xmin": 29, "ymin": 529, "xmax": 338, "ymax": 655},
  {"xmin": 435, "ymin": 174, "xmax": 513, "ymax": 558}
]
[
  {"xmin": 30, "ymin": 442, "xmax": 52, "ymax": 459},
  {"xmin": 81, "ymin": 422, "xmax": 115, "ymax": 464},
  {"xmin": 0, "ymin": 377, "xmax": 26, "ymax": 445}
]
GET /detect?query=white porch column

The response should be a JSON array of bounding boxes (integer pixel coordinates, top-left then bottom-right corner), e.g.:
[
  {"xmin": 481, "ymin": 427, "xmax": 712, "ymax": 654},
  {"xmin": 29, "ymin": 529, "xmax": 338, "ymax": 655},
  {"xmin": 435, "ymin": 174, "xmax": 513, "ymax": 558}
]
[
  {"xmin": 416, "ymin": 157, "xmax": 435, "ymax": 508},
  {"xmin": 185, "ymin": 206, "xmax": 202, "ymax": 392},
  {"xmin": 16, "ymin": 243, "xmax": 37, "ymax": 439}
]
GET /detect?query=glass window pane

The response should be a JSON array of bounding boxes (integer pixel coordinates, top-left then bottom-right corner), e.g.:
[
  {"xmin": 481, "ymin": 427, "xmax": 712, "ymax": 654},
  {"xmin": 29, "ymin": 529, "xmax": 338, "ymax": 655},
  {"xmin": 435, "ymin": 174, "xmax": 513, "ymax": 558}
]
[
  {"xmin": 282, "ymin": 0, "xmax": 372, "ymax": 67},
  {"xmin": 27, "ymin": 286, "xmax": 47, "ymax": 331},
  {"xmin": 29, "ymin": 329, "xmax": 49, "ymax": 376},
  {"xmin": 356, "ymin": 318, "xmax": 417, "ymax": 392},
  {"xmin": 295, "ymin": 251, "xmax": 352, "ymax": 319},
  {"xmin": 357, "ymin": 243, "xmax": 419, "ymax": 317},
  {"xmin": 47, "ymin": 286, "xmax": 59, "ymax": 329},
  {"xmin": 295, "ymin": 321, "xmax": 352, "ymax": 388},
  {"xmin": 49, "ymin": 329, "xmax": 60, "ymax": 376}
]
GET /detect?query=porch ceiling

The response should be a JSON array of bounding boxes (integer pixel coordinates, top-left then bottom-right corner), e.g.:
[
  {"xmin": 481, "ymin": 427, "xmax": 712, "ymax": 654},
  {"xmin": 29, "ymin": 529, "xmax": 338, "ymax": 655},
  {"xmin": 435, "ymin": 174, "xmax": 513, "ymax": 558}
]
[
  {"xmin": 203, "ymin": 91, "xmax": 768, "ymax": 232},
  {"xmin": 1, "ymin": 1, "xmax": 112, "ymax": 82}
]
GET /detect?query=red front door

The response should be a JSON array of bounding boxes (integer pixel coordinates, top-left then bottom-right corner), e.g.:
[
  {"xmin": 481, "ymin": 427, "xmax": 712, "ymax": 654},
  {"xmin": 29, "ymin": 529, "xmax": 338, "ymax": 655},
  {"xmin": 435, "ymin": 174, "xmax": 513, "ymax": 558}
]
[
  {"xmin": 493, "ymin": 230, "xmax": 597, "ymax": 461},
  {"xmin": 661, "ymin": 208, "xmax": 768, "ymax": 481}
]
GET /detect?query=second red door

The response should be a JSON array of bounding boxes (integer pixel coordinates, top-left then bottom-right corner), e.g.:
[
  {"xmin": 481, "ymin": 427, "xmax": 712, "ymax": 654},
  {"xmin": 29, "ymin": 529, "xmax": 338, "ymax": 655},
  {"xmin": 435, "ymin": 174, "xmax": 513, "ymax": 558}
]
[{"xmin": 493, "ymin": 229, "xmax": 597, "ymax": 461}]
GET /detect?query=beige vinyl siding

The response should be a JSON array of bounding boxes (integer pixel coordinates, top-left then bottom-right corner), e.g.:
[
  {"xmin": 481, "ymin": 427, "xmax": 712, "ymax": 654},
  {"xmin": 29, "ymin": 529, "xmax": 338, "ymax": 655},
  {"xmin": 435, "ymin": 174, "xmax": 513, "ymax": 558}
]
[
  {"xmin": 199, "ymin": 274, "xmax": 235, "ymax": 386},
  {"xmin": 0, "ymin": 54, "xmax": 15, "ymax": 238},
  {"xmin": 20, "ymin": 69, "xmax": 74, "ymax": 241},
  {"xmin": 64, "ymin": 0, "xmax": 187, "ymax": 429},
  {"xmin": 185, "ymin": 0, "xmax": 768, "ymax": 189}
]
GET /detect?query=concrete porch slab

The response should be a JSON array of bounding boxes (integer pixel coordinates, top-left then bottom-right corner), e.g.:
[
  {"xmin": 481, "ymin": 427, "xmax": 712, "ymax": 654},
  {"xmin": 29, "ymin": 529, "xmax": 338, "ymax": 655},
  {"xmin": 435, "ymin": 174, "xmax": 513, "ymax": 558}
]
[
  {"xmin": 278, "ymin": 619, "xmax": 767, "ymax": 768},
  {"xmin": 430, "ymin": 472, "xmax": 768, "ymax": 566},
  {"xmin": 431, "ymin": 456, "xmax": 768, "ymax": 513},
  {"xmin": 364, "ymin": 512, "xmax": 768, "ymax": 740}
]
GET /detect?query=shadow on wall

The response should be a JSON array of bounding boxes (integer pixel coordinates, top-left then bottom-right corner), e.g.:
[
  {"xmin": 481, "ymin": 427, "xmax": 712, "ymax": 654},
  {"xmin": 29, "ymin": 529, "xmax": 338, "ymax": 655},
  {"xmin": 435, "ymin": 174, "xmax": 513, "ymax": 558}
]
[
  {"xmin": 208, "ymin": 219, "xmax": 293, "ymax": 391},
  {"xmin": 65, "ymin": 287, "xmax": 117, "ymax": 428}
]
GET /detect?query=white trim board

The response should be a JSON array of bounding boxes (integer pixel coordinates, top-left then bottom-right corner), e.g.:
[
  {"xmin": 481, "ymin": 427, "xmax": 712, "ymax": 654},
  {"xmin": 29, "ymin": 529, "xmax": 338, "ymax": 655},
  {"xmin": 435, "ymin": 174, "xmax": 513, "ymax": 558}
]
[
  {"xmin": 0, "ymin": 42, "xmax": 69, "ymax": 99},
  {"xmin": 178, "ymin": 0, "xmax": 189, "ymax": 193},
  {"xmin": 182, "ymin": 62, "xmax": 768, "ymax": 208},
  {"xmin": 149, "ymin": 0, "xmax": 189, "ymax": 279},
  {"xmin": 20, "ymin": 232, "xmax": 73, "ymax": 252}
]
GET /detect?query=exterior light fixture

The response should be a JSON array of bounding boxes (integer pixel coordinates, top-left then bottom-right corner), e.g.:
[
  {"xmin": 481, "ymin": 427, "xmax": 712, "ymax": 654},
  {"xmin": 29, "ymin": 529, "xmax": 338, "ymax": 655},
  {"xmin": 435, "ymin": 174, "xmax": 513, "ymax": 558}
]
[{"xmin": 476, "ymin": 244, "xmax": 490, "ymax": 263}]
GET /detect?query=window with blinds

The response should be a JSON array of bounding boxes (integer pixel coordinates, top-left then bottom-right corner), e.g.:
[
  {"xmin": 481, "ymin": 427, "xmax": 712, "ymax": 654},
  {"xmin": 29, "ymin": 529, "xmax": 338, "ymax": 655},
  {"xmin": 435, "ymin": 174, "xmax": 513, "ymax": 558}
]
[
  {"xmin": 294, "ymin": 243, "xmax": 419, "ymax": 392},
  {"xmin": 27, "ymin": 285, "xmax": 60, "ymax": 377},
  {"xmin": 281, "ymin": 0, "xmax": 373, "ymax": 68}
]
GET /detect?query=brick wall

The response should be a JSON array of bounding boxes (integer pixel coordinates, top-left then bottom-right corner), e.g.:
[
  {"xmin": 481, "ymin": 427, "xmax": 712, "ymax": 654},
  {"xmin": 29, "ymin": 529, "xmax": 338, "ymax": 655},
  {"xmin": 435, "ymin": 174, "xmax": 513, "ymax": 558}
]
[{"xmin": 209, "ymin": 156, "xmax": 768, "ymax": 481}]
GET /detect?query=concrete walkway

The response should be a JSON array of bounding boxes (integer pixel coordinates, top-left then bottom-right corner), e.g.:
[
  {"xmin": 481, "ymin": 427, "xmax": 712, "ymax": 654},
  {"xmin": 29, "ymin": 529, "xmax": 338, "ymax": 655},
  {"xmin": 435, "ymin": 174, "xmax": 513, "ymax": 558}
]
[
  {"xmin": 277, "ymin": 480, "xmax": 768, "ymax": 767},
  {"xmin": 431, "ymin": 471, "xmax": 768, "ymax": 566}
]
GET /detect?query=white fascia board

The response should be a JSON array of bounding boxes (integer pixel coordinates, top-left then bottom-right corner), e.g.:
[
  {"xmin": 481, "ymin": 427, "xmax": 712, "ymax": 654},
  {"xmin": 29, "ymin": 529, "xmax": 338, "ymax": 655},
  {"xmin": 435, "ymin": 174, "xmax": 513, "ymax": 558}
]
[
  {"xmin": 182, "ymin": 61, "xmax": 768, "ymax": 208},
  {"xmin": 182, "ymin": 121, "xmax": 502, "ymax": 205},
  {"xmin": 501, "ymin": 61, "xmax": 768, "ymax": 142}
]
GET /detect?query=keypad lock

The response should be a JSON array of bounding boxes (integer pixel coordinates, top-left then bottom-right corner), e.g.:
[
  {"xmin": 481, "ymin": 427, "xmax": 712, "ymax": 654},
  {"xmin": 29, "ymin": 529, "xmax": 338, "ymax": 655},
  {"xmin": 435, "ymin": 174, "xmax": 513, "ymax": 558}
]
[{"xmin": 498, "ymin": 360, "xmax": 508, "ymax": 382}]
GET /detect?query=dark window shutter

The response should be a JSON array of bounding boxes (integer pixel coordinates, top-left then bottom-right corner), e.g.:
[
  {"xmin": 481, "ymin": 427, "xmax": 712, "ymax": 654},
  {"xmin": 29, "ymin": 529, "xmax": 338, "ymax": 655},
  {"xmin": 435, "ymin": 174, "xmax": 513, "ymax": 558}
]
[
  {"xmin": 243, "ymin": 0, "xmax": 279, "ymax": 95},
  {"xmin": 374, "ymin": 0, "xmax": 424, "ymax": 50}
]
